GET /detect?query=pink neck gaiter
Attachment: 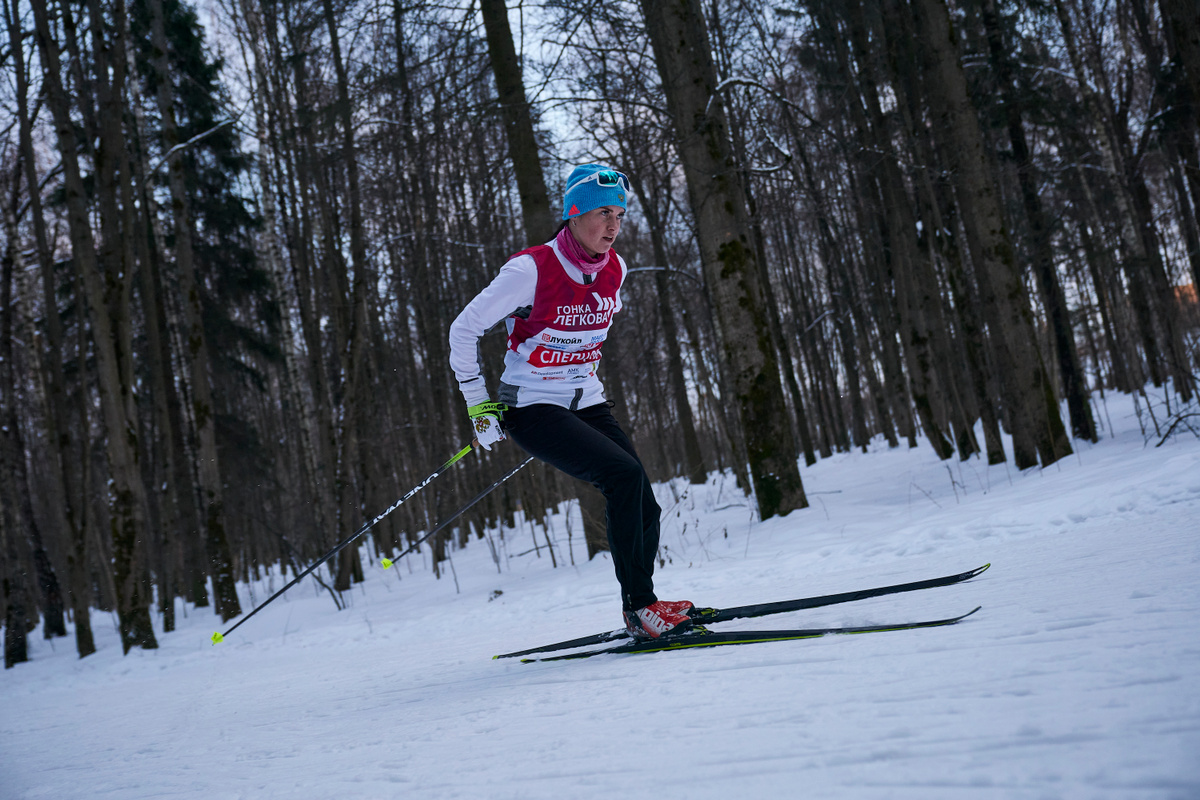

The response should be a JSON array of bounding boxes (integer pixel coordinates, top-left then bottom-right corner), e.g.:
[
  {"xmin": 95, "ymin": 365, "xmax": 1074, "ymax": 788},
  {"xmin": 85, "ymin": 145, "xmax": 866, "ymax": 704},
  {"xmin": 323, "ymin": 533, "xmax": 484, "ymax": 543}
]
[{"xmin": 557, "ymin": 225, "xmax": 608, "ymax": 276}]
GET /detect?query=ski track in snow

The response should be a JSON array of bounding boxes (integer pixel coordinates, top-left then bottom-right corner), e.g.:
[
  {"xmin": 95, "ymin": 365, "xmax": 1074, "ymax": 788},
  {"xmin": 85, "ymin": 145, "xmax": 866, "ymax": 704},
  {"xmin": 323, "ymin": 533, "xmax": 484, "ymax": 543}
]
[{"xmin": 2, "ymin": 392, "xmax": 1199, "ymax": 800}]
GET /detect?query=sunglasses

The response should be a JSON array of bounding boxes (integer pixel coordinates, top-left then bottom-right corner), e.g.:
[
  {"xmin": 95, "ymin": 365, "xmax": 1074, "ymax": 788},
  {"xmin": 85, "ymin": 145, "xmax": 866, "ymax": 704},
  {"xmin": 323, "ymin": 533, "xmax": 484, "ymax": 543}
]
[{"xmin": 566, "ymin": 169, "xmax": 629, "ymax": 194}]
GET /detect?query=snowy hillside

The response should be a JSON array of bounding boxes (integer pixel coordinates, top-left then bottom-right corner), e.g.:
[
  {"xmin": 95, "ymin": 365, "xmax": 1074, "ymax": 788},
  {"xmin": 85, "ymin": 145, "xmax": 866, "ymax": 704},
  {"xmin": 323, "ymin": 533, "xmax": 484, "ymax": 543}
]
[{"xmin": 3, "ymin": 390, "xmax": 1199, "ymax": 799}]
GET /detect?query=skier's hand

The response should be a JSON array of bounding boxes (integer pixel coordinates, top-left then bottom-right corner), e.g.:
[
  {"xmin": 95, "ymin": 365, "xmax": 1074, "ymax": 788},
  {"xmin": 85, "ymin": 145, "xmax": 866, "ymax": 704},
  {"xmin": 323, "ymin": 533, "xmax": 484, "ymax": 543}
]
[{"xmin": 468, "ymin": 401, "xmax": 507, "ymax": 450}]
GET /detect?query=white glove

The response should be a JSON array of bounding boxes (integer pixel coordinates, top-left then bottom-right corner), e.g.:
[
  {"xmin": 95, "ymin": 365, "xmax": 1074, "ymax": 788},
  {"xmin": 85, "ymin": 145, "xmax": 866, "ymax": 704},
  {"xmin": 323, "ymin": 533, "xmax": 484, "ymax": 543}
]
[{"xmin": 467, "ymin": 401, "xmax": 506, "ymax": 450}]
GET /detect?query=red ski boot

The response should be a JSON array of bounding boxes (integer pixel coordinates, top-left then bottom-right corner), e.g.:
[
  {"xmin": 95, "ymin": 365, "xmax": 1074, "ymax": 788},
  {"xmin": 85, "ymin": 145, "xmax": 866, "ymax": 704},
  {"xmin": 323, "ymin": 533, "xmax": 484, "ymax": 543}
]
[
  {"xmin": 656, "ymin": 600, "xmax": 694, "ymax": 617},
  {"xmin": 624, "ymin": 601, "xmax": 693, "ymax": 639}
]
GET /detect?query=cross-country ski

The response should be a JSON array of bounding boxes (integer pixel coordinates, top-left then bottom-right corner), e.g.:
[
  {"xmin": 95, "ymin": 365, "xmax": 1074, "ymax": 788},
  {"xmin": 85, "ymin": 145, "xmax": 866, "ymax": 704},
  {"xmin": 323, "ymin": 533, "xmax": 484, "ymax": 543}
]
[{"xmin": 495, "ymin": 563, "xmax": 989, "ymax": 659}]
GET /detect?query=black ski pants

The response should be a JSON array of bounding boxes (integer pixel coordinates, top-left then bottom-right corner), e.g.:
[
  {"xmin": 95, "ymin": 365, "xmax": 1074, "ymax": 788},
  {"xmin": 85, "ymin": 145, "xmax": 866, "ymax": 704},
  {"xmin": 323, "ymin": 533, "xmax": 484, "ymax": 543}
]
[{"xmin": 504, "ymin": 402, "xmax": 660, "ymax": 611}]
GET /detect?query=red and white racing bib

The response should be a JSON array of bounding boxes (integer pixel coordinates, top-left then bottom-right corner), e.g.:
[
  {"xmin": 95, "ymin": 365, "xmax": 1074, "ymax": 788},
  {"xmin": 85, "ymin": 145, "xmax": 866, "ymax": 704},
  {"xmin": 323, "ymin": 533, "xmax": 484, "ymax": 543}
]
[{"xmin": 506, "ymin": 245, "xmax": 622, "ymax": 383}]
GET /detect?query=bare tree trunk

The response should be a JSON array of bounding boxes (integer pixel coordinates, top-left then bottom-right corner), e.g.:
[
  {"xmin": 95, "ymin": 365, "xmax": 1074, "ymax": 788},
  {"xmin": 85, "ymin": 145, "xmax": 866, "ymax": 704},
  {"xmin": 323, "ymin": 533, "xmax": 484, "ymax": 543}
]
[
  {"xmin": 6, "ymin": 0, "xmax": 93, "ymax": 656},
  {"xmin": 4, "ymin": 8, "xmax": 72, "ymax": 636},
  {"xmin": 796, "ymin": 140, "xmax": 868, "ymax": 451},
  {"xmin": 980, "ymin": 0, "xmax": 1096, "ymax": 442},
  {"xmin": 1, "ymin": 478, "xmax": 30, "ymax": 667},
  {"xmin": 392, "ymin": 6, "xmax": 461, "ymax": 573},
  {"xmin": 910, "ymin": 0, "xmax": 1071, "ymax": 469},
  {"xmin": 845, "ymin": 0, "xmax": 955, "ymax": 459},
  {"xmin": 238, "ymin": 0, "xmax": 330, "ymax": 565},
  {"xmin": 767, "ymin": 225, "xmax": 821, "ymax": 465},
  {"xmin": 625, "ymin": 164, "xmax": 708, "ymax": 483},
  {"xmin": 32, "ymin": 0, "xmax": 157, "ymax": 651},
  {"xmin": 132, "ymin": 220, "xmax": 188, "ymax": 633},
  {"xmin": 933, "ymin": 187, "xmax": 1008, "ymax": 464},
  {"xmin": 1054, "ymin": 0, "xmax": 1193, "ymax": 401},
  {"xmin": 640, "ymin": 0, "xmax": 806, "ymax": 519},
  {"xmin": 479, "ymin": 0, "xmax": 617, "ymax": 549},
  {"xmin": 318, "ymin": 0, "xmax": 371, "ymax": 590},
  {"xmin": 14, "ymin": 0, "xmax": 84, "ymax": 640},
  {"xmin": 145, "ymin": 0, "xmax": 241, "ymax": 620},
  {"xmin": 121, "ymin": 43, "xmax": 196, "ymax": 631},
  {"xmin": 2, "ymin": 206, "xmax": 32, "ymax": 667},
  {"xmin": 1160, "ymin": 0, "xmax": 1200, "ymax": 136},
  {"xmin": 1155, "ymin": 0, "xmax": 1200, "ymax": 291},
  {"xmin": 1069, "ymin": 166, "xmax": 1140, "ymax": 391},
  {"xmin": 278, "ymin": 23, "xmax": 343, "ymax": 571},
  {"xmin": 843, "ymin": 141, "xmax": 916, "ymax": 448},
  {"xmin": 3, "ymin": 193, "xmax": 67, "ymax": 640},
  {"xmin": 1165, "ymin": 136, "xmax": 1200, "ymax": 293},
  {"xmin": 480, "ymin": 0, "xmax": 554, "ymax": 243},
  {"xmin": 711, "ymin": 28, "xmax": 817, "ymax": 463}
]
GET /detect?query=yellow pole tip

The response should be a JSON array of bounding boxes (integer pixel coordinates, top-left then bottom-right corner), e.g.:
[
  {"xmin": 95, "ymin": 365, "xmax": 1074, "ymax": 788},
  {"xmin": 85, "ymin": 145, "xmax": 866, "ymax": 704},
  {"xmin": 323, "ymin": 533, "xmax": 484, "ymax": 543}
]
[
  {"xmin": 381, "ymin": 558, "xmax": 393, "ymax": 569},
  {"xmin": 211, "ymin": 632, "xmax": 224, "ymax": 645}
]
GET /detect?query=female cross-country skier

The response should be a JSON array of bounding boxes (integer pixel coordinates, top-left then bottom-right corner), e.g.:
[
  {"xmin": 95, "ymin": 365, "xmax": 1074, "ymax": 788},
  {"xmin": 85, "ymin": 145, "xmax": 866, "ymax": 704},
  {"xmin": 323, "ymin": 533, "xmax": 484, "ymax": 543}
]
[{"xmin": 448, "ymin": 164, "xmax": 693, "ymax": 639}]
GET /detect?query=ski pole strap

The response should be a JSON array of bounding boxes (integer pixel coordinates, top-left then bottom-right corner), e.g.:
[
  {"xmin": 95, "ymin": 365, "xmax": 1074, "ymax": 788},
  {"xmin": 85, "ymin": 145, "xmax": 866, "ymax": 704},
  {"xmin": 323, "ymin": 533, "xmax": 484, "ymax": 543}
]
[{"xmin": 467, "ymin": 400, "xmax": 507, "ymax": 420}]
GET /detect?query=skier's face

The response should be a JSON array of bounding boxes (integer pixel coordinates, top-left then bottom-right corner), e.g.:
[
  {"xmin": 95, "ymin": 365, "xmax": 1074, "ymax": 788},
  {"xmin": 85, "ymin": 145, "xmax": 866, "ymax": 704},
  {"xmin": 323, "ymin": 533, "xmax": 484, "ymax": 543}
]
[{"xmin": 569, "ymin": 205, "xmax": 624, "ymax": 258}]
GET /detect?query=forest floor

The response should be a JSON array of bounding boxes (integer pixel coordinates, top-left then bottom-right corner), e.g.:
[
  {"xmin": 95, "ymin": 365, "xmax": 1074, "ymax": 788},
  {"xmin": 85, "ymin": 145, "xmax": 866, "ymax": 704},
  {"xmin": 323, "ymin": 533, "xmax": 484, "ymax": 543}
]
[{"xmin": 2, "ymin": 389, "xmax": 1199, "ymax": 799}]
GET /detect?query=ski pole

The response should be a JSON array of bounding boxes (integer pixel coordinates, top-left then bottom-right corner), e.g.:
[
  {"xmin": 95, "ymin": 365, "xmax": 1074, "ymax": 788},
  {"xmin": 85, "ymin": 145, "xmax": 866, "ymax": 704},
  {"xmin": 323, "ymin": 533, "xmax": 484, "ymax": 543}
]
[
  {"xmin": 381, "ymin": 455, "xmax": 534, "ymax": 568},
  {"xmin": 212, "ymin": 440, "xmax": 479, "ymax": 644}
]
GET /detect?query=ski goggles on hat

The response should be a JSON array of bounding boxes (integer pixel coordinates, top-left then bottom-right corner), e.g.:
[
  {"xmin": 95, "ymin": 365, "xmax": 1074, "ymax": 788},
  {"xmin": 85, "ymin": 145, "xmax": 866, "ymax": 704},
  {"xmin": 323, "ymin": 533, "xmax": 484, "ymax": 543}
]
[{"xmin": 566, "ymin": 169, "xmax": 629, "ymax": 194}]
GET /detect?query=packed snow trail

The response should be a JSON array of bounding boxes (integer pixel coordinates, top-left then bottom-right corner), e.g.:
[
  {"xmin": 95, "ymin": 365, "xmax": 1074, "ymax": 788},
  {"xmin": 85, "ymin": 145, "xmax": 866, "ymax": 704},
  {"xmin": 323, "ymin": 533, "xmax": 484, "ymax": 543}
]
[{"xmin": 2, "ymin": 392, "xmax": 1198, "ymax": 799}]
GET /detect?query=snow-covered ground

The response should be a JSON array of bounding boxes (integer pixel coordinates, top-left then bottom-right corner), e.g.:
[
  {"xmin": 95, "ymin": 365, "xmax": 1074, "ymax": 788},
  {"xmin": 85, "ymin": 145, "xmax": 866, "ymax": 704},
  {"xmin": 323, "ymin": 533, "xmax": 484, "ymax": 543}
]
[{"xmin": 3, "ymin": 391, "xmax": 1199, "ymax": 800}]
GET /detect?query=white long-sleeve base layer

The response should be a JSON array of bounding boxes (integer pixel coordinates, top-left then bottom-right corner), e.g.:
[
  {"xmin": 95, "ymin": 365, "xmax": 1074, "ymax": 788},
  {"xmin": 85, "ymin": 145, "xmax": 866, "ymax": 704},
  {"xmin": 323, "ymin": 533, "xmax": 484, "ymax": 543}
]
[{"xmin": 448, "ymin": 237, "xmax": 627, "ymax": 410}]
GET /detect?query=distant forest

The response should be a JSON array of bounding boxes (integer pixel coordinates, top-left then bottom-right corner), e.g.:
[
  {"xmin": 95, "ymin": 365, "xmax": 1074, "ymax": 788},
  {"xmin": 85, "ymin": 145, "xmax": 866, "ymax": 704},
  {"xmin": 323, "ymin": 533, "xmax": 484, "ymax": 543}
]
[{"xmin": 2, "ymin": 0, "xmax": 1197, "ymax": 665}]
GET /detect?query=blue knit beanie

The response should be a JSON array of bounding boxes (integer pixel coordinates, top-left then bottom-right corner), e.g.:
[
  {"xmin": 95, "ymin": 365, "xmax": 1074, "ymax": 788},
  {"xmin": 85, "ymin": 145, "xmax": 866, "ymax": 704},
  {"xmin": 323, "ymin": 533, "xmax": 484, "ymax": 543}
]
[{"xmin": 562, "ymin": 164, "xmax": 628, "ymax": 219}]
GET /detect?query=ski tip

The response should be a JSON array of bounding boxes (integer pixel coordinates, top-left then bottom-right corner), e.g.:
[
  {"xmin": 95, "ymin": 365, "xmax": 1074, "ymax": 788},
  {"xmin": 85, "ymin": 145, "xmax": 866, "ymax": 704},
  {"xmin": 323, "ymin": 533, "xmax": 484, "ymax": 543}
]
[
  {"xmin": 381, "ymin": 558, "xmax": 394, "ymax": 570},
  {"xmin": 210, "ymin": 631, "xmax": 224, "ymax": 645},
  {"xmin": 962, "ymin": 605, "xmax": 983, "ymax": 619}
]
